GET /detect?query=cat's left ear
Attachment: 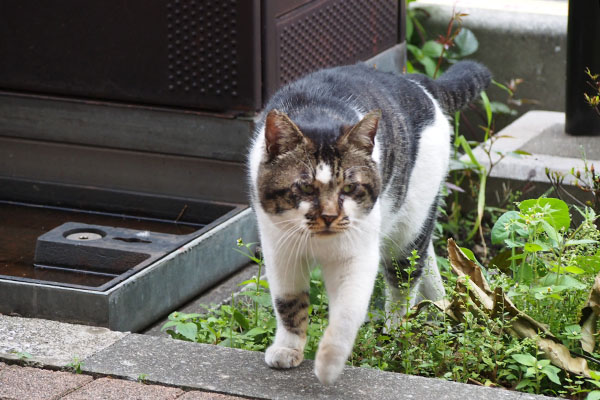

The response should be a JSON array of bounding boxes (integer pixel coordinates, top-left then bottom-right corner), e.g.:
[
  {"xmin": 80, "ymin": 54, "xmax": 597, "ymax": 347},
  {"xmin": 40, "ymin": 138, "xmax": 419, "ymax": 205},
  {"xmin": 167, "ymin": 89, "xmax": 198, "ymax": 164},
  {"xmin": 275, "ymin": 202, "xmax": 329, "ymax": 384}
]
[{"xmin": 338, "ymin": 110, "xmax": 381, "ymax": 154}]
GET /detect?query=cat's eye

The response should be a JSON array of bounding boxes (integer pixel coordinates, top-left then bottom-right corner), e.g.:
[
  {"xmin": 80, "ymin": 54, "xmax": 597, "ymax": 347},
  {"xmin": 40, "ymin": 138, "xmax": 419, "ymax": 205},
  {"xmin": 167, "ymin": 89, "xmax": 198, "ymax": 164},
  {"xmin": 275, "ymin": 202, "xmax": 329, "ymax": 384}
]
[
  {"xmin": 342, "ymin": 183, "xmax": 357, "ymax": 194},
  {"xmin": 299, "ymin": 183, "xmax": 315, "ymax": 194}
]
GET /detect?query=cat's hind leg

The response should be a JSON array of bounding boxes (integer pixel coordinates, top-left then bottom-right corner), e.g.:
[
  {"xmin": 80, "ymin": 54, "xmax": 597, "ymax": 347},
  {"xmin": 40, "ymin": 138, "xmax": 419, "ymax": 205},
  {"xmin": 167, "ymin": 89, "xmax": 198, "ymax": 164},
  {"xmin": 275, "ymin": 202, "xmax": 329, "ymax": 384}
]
[
  {"xmin": 416, "ymin": 240, "xmax": 445, "ymax": 303},
  {"xmin": 383, "ymin": 238, "xmax": 446, "ymax": 325}
]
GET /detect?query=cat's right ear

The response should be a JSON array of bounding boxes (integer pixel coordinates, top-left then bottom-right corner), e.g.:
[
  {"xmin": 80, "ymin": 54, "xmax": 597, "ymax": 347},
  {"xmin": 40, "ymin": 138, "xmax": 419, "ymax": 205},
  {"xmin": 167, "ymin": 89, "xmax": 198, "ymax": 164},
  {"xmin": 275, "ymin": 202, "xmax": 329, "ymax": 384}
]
[{"xmin": 264, "ymin": 110, "xmax": 305, "ymax": 158}]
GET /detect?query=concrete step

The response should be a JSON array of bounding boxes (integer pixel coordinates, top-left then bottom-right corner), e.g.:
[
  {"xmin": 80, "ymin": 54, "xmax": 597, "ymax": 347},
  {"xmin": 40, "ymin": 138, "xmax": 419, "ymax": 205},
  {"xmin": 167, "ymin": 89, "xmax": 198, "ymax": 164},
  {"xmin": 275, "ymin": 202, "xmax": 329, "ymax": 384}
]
[
  {"xmin": 467, "ymin": 110, "xmax": 600, "ymax": 206},
  {"xmin": 0, "ymin": 314, "xmax": 554, "ymax": 400}
]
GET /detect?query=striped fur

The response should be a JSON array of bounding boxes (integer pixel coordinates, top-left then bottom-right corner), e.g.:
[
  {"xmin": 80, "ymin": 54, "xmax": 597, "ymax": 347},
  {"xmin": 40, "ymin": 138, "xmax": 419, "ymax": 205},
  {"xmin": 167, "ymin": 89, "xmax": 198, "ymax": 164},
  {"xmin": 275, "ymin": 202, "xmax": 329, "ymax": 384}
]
[{"xmin": 248, "ymin": 61, "xmax": 491, "ymax": 384}]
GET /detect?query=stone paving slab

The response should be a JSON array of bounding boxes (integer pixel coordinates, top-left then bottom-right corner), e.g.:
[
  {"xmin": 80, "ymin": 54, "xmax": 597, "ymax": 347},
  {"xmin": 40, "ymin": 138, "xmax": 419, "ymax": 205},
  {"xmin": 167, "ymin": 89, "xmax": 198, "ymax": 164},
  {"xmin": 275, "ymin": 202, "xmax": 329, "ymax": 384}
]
[
  {"xmin": 62, "ymin": 377, "xmax": 184, "ymax": 400},
  {"xmin": 0, "ymin": 314, "xmax": 128, "ymax": 366},
  {"xmin": 0, "ymin": 364, "xmax": 93, "ymax": 400},
  {"xmin": 179, "ymin": 391, "xmax": 247, "ymax": 400},
  {"xmin": 82, "ymin": 333, "xmax": 554, "ymax": 400}
]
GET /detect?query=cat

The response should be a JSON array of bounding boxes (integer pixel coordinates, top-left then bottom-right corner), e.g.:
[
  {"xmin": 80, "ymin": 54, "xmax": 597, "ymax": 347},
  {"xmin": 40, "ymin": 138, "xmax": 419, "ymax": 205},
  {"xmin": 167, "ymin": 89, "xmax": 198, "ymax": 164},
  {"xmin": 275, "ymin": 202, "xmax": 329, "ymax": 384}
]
[{"xmin": 247, "ymin": 60, "xmax": 491, "ymax": 384}]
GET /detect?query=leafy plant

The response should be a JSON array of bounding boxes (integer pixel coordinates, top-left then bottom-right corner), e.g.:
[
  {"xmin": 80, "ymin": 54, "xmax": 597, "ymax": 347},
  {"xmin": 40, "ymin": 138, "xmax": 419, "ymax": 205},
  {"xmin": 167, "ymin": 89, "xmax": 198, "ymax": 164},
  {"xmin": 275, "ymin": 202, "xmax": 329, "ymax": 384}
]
[
  {"xmin": 67, "ymin": 357, "xmax": 84, "ymax": 374},
  {"xmin": 547, "ymin": 156, "xmax": 600, "ymax": 225},
  {"xmin": 9, "ymin": 350, "xmax": 32, "ymax": 361},
  {"xmin": 585, "ymin": 68, "xmax": 600, "ymax": 117},
  {"xmin": 511, "ymin": 352, "xmax": 562, "ymax": 392},
  {"xmin": 162, "ymin": 239, "xmax": 330, "ymax": 359}
]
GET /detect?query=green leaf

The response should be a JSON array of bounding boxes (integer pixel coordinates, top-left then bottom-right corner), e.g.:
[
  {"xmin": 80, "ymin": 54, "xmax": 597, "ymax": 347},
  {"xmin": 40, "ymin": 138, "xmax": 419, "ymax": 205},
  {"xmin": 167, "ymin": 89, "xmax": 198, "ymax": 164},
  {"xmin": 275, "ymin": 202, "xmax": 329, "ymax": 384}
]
[
  {"xmin": 519, "ymin": 198, "xmax": 570, "ymax": 231},
  {"xmin": 540, "ymin": 220, "xmax": 559, "ymax": 243},
  {"xmin": 491, "ymin": 211, "xmax": 521, "ymax": 245},
  {"xmin": 177, "ymin": 322, "xmax": 198, "ymax": 341},
  {"xmin": 421, "ymin": 56, "xmax": 437, "ymax": 78},
  {"xmin": 480, "ymin": 91, "xmax": 492, "ymax": 129},
  {"xmin": 405, "ymin": 15, "xmax": 414, "ymax": 41},
  {"xmin": 489, "ymin": 249, "xmax": 514, "ymax": 274},
  {"xmin": 512, "ymin": 353, "xmax": 537, "ymax": 367},
  {"xmin": 422, "ymin": 40, "xmax": 443, "ymax": 58},
  {"xmin": 239, "ymin": 292, "xmax": 272, "ymax": 307},
  {"xmin": 590, "ymin": 370, "xmax": 600, "ymax": 380},
  {"xmin": 542, "ymin": 365, "xmax": 562, "ymax": 385},
  {"xmin": 587, "ymin": 391, "xmax": 600, "ymax": 400},
  {"xmin": 161, "ymin": 321, "xmax": 181, "ymax": 330},
  {"xmin": 233, "ymin": 309, "xmax": 250, "ymax": 331},
  {"xmin": 492, "ymin": 79, "xmax": 514, "ymax": 96},
  {"xmin": 515, "ymin": 379, "xmax": 533, "ymax": 390},
  {"xmin": 564, "ymin": 265, "xmax": 585, "ymax": 275},
  {"xmin": 562, "ymin": 324, "xmax": 582, "ymax": 336},
  {"xmin": 524, "ymin": 242, "xmax": 543, "ymax": 253},
  {"xmin": 238, "ymin": 279, "xmax": 269, "ymax": 289},
  {"xmin": 453, "ymin": 28, "xmax": 479, "ymax": 56},
  {"xmin": 489, "ymin": 101, "xmax": 517, "ymax": 115},
  {"xmin": 538, "ymin": 273, "xmax": 586, "ymax": 290},
  {"xmin": 504, "ymin": 238, "xmax": 524, "ymax": 248},
  {"xmin": 460, "ymin": 247, "xmax": 477, "ymax": 262},
  {"xmin": 245, "ymin": 327, "xmax": 267, "ymax": 337},
  {"xmin": 175, "ymin": 312, "xmax": 201, "ymax": 320},
  {"xmin": 406, "ymin": 43, "xmax": 423, "ymax": 59},
  {"xmin": 576, "ymin": 255, "xmax": 600, "ymax": 273}
]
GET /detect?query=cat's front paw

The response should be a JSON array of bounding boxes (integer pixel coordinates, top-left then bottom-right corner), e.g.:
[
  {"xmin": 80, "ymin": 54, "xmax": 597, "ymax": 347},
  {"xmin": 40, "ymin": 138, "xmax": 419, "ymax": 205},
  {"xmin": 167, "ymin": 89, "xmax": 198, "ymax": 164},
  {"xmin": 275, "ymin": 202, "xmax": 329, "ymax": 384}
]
[
  {"xmin": 314, "ymin": 342, "xmax": 346, "ymax": 385},
  {"xmin": 265, "ymin": 345, "xmax": 304, "ymax": 369}
]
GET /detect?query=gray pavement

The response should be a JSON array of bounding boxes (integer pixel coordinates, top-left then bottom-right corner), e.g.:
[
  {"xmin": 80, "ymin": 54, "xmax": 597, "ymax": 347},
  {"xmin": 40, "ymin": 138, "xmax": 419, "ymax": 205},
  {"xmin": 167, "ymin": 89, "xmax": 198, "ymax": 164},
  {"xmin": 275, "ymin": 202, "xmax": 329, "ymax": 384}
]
[{"xmin": 0, "ymin": 314, "xmax": 555, "ymax": 400}]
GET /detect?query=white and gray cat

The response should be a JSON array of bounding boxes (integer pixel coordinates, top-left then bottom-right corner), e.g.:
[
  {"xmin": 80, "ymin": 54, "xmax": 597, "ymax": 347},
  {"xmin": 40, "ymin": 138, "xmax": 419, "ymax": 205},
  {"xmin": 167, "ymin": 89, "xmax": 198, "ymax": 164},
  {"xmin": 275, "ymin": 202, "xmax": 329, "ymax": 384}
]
[{"xmin": 248, "ymin": 61, "xmax": 491, "ymax": 384}]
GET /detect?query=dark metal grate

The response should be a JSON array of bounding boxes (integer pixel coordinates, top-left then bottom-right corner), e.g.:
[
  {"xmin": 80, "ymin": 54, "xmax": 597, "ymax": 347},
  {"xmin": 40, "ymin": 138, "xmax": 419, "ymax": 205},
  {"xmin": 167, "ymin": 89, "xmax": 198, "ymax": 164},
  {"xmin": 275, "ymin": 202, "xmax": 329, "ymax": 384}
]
[
  {"xmin": 166, "ymin": 0, "xmax": 240, "ymax": 98},
  {"xmin": 278, "ymin": 0, "xmax": 398, "ymax": 86},
  {"xmin": 0, "ymin": 0, "xmax": 397, "ymax": 111}
]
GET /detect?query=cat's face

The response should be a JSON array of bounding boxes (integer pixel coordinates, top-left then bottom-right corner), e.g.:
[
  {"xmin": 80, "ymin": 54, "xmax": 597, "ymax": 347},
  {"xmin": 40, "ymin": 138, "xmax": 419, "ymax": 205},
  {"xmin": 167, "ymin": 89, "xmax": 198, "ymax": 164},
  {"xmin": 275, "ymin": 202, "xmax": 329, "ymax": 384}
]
[{"xmin": 257, "ymin": 110, "xmax": 382, "ymax": 237}]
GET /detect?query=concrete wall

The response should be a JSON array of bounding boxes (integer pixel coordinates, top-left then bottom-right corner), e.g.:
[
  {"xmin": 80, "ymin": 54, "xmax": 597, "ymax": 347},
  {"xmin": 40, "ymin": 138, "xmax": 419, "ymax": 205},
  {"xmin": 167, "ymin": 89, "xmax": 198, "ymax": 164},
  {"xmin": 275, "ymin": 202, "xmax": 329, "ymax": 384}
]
[{"xmin": 412, "ymin": 1, "xmax": 567, "ymax": 130}]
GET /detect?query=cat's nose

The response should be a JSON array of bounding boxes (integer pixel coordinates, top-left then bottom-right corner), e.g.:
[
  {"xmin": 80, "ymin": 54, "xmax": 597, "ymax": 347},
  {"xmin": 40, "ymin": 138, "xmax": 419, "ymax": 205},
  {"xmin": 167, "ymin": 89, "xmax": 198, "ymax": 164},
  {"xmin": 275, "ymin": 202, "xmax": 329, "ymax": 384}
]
[{"xmin": 321, "ymin": 214, "xmax": 337, "ymax": 226}]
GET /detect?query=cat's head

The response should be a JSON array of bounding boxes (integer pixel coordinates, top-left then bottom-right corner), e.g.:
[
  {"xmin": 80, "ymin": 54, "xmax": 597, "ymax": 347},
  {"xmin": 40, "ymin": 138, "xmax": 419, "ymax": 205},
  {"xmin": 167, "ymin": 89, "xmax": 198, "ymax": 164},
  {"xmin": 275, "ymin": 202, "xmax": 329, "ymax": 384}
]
[{"xmin": 256, "ymin": 109, "xmax": 382, "ymax": 236}]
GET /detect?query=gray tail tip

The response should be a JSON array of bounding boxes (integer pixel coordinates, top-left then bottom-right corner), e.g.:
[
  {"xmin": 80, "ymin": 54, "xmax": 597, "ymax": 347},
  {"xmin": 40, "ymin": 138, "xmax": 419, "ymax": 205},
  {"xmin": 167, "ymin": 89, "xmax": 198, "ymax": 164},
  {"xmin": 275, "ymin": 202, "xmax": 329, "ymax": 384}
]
[{"xmin": 443, "ymin": 60, "xmax": 492, "ymax": 88}]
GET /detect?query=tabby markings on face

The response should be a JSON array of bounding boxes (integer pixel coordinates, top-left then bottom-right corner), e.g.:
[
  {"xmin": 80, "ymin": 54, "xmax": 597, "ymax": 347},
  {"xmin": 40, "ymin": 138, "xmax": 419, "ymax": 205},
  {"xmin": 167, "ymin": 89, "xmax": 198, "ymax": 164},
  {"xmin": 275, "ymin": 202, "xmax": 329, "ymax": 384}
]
[{"xmin": 257, "ymin": 109, "xmax": 382, "ymax": 236}]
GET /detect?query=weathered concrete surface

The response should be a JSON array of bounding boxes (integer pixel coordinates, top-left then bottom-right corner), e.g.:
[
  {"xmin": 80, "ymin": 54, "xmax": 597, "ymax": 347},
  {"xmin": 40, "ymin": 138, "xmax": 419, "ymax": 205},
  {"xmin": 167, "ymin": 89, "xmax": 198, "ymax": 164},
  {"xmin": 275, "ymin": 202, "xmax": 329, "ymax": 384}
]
[
  {"xmin": 520, "ymin": 122, "xmax": 600, "ymax": 159},
  {"xmin": 469, "ymin": 111, "xmax": 599, "ymax": 186},
  {"xmin": 0, "ymin": 364, "xmax": 93, "ymax": 400},
  {"xmin": 0, "ymin": 314, "xmax": 127, "ymax": 367},
  {"xmin": 179, "ymin": 391, "xmax": 247, "ymax": 400},
  {"xmin": 83, "ymin": 333, "xmax": 554, "ymax": 400}
]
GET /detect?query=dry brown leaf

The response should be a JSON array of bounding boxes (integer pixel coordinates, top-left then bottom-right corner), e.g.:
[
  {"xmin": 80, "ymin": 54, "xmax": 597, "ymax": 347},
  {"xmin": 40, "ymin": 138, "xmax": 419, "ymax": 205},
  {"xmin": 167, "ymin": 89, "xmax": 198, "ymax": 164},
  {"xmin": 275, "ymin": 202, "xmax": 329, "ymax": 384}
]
[
  {"xmin": 446, "ymin": 238, "xmax": 593, "ymax": 378},
  {"xmin": 447, "ymin": 238, "xmax": 492, "ymax": 295},
  {"xmin": 580, "ymin": 273, "xmax": 600, "ymax": 353}
]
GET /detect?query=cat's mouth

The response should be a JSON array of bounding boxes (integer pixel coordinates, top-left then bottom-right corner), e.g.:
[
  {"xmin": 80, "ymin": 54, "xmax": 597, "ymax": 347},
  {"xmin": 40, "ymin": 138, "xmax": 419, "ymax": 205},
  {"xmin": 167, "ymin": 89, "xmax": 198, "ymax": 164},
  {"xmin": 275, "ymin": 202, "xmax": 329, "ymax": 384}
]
[{"xmin": 312, "ymin": 229, "xmax": 340, "ymax": 236}]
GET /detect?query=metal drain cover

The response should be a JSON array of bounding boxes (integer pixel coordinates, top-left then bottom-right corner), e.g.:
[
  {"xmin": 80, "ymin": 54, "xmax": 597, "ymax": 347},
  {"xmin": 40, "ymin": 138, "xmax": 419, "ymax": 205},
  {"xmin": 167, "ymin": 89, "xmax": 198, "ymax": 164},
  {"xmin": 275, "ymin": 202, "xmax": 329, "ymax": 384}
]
[{"xmin": 66, "ymin": 232, "xmax": 103, "ymax": 241}]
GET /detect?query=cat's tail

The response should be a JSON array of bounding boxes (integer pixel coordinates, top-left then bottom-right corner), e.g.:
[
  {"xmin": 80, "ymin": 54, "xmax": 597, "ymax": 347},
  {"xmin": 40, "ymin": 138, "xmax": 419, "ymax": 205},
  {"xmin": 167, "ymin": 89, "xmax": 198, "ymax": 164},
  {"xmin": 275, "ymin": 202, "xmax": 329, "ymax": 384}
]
[{"xmin": 411, "ymin": 61, "xmax": 492, "ymax": 113}]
